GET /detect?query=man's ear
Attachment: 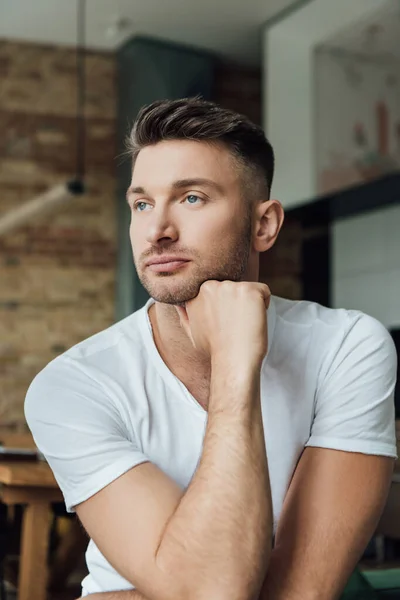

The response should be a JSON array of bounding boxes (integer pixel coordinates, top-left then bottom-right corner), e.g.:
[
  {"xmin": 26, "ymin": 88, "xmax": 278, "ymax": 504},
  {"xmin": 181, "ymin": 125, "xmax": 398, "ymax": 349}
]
[{"xmin": 253, "ymin": 199, "xmax": 285, "ymax": 252}]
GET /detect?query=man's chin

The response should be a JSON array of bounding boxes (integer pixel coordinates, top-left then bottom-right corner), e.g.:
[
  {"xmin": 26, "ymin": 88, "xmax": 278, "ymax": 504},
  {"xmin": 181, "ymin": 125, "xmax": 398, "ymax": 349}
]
[
  {"xmin": 152, "ymin": 292, "xmax": 199, "ymax": 306},
  {"xmin": 145, "ymin": 284, "xmax": 201, "ymax": 306},
  {"xmin": 141, "ymin": 271, "xmax": 243, "ymax": 306}
]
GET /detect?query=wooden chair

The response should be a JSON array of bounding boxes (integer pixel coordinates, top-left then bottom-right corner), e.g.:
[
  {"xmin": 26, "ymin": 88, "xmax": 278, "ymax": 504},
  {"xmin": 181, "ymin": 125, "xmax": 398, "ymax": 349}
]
[
  {"xmin": 0, "ymin": 430, "xmax": 37, "ymax": 596},
  {"xmin": 0, "ymin": 502, "xmax": 8, "ymax": 600},
  {"xmin": 0, "ymin": 428, "xmax": 88, "ymax": 592}
]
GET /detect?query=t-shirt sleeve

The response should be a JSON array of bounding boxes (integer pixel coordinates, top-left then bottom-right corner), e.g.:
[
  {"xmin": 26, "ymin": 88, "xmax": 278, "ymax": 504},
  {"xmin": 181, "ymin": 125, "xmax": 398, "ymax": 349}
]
[
  {"xmin": 24, "ymin": 356, "xmax": 149, "ymax": 512},
  {"xmin": 306, "ymin": 313, "xmax": 398, "ymax": 458}
]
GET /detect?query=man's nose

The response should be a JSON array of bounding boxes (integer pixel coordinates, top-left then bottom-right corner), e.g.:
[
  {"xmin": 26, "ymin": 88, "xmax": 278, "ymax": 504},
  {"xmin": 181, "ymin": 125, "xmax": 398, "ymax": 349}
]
[{"xmin": 145, "ymin": 208, "xmax": 178, "ymax": 245}]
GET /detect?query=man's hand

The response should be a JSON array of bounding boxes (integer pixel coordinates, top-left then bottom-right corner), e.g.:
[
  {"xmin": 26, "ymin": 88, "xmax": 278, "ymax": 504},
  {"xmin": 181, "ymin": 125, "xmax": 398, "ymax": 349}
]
[{"xmin": 176, "ymin": 280, "xmax": 271, "ymax": 367}]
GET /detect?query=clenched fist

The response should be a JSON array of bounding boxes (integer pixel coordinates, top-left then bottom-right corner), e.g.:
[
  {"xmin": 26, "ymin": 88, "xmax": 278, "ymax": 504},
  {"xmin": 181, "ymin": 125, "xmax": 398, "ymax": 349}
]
[{"xmin": 176, "ymin": 280, "xmax": 271, "ymax": 370}]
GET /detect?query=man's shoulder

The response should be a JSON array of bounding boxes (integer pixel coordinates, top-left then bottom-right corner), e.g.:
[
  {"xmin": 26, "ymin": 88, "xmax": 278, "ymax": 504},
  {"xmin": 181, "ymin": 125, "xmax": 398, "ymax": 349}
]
[
  {"xmin": 25, "ymin": 302, "xmax": 153, "ymax": 435},
  {"xmin": 62, "ymin": 304, "xmax": 147, "ymax": 363},
  {"xmin": 271, "ymin": 295, "xmax": 393, "ymax": 370},
  {"xmin": 272, "ymin": 295, "xmax": 360, "ymax": 330},
  {"xmin": 270, "ymin": 295, "xmax": 388, "ymax": 355},
  {"xmin": 28, "ymin": 303, "xmax": 149, "ymax": 395}
]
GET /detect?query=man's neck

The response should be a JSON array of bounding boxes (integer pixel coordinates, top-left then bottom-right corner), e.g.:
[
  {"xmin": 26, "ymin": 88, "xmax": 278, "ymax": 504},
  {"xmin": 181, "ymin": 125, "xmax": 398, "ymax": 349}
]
[{"xmin": 148, "ymin": 301, "xmax": 212, "ymax": 408}]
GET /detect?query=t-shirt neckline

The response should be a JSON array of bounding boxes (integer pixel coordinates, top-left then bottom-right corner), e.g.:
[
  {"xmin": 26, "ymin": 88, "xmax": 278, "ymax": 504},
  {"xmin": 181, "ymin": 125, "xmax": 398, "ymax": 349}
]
[{"xmin": 138, "ymin": 294, "xmax": 276, "ymax": 413}]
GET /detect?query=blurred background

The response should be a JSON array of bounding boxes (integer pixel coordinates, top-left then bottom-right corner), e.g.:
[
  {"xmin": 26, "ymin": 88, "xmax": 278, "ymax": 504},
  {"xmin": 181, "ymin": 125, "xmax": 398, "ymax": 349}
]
[{"xmin": 0, "ymin": 0, "xmax": 399, "ymax": 598}]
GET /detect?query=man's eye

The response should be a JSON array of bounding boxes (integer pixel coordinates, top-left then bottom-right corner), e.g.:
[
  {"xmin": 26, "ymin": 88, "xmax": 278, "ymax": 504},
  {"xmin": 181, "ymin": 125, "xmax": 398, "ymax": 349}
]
[
  {"xmin": 185, "ymin": 194, "xmax": 202, "ymax": 204},
  {"xmin": 134, "ymin": 201, "xmax": 149, "ymax": 212}
]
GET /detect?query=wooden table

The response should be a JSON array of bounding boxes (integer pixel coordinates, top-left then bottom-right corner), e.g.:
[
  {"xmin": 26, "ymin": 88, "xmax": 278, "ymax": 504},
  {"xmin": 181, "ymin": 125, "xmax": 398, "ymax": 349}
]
[{"xmin": 0, "ymin": 460, "xmax": 63, "ymax": 600}]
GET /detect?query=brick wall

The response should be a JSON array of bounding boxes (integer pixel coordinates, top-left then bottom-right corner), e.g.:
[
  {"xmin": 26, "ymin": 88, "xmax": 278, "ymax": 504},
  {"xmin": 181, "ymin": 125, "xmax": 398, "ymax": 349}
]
[
  {"xmin": 0, "ymin": 40, "xmax": 117, "ymax": 430},
  {"xmin": 0, "ymin": 42, "xmax": 302, "ymax": 430}
]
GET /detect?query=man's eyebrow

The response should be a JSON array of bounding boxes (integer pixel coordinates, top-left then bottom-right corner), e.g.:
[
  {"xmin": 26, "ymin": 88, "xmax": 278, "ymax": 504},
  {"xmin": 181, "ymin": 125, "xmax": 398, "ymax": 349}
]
[
  {"xmin": 126, "ymin": 185, "xmax": 145, "ymax": 200},
  {"xmin": 126, "ymin": 178, "xmax": 223, "ymax": 203},
  {"xmin": 171, "ymin": 178, "xmax": 224, "ymax": 193}
]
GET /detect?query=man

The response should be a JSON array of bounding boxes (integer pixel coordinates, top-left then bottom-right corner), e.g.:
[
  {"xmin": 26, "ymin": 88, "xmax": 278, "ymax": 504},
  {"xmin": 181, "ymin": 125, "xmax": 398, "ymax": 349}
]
[{"xmin": 25, "ymin": 97, "xmax": 397, "ymax": 600}]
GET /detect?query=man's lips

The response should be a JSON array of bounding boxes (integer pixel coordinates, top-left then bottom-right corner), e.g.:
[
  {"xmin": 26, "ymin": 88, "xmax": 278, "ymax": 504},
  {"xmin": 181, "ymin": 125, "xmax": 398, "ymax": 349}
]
[{"xmin": 144, "ymin": 256, "xmax": 190, "ymax": 273}]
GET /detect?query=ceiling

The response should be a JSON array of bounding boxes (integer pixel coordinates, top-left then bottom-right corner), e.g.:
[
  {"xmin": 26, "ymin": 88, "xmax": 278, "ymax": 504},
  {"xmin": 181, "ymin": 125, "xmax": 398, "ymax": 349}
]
[
  {"xmin": 321, "ymin": 0, "xmax": 400, "ymax": 61},
  {"xmin": 0, "ymin": 0, "xmax": 298, "ymax": 66}
]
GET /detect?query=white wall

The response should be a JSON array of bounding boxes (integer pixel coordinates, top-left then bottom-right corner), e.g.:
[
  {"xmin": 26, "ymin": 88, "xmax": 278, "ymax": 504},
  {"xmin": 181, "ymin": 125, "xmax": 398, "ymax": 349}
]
[
  {"xmin": 264, "ymin": 31, "xmax": 314, "ymax": 208},
  {"xmin": 263, "ymin": 0, "xmax": 389, "ymax": 210},
  {"xmin": 333, "ymin": 204, "xmax": 400, "ymax": 328},
  {"xmin": 315, "ymin": 48, "xmax": 400, "ymax": 195}
]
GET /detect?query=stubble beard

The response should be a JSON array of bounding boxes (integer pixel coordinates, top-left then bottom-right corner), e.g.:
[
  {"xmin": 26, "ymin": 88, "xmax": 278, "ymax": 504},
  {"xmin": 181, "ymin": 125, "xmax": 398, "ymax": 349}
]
[{"xmin": 136, "ymin": 216, "xmax": 253, "ymax": 306}]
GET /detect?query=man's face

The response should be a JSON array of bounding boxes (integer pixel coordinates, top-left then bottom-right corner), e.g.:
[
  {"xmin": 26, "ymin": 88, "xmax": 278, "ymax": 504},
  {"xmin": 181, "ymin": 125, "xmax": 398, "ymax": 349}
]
[{"xmin": 127, "ymin": 139, "xmax": 253, "ymax": 305}]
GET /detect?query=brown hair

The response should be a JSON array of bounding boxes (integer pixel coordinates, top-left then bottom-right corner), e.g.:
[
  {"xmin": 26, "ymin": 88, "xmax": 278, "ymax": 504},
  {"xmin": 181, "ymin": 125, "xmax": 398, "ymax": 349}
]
[{"xmin": 126, "ymin": 97, "xmax": 274, "ymax": 200}]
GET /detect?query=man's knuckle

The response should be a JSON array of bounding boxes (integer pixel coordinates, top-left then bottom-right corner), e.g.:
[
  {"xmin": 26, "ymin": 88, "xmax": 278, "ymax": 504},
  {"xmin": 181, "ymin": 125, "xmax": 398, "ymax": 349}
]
[{"xmin": 201, "ymin": 280, "xmax": 215, "ymax": 293}]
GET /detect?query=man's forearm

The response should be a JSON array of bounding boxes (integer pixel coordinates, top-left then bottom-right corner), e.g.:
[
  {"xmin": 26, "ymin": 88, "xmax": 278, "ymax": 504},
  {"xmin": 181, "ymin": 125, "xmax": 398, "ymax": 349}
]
[
  {"xmin": 258, "ymin": 545, "xmax": 320, "ymax": 600},
  {"xmin": 155, "ymin": 362, "xmax": 272, "ymax": 600}
]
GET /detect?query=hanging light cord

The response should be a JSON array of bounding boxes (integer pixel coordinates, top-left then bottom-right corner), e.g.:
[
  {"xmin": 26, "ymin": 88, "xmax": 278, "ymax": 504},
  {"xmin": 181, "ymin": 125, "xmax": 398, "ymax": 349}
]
[{"xmin": 68, "ymin": 0, "xmax": 86, "ymax": 194}]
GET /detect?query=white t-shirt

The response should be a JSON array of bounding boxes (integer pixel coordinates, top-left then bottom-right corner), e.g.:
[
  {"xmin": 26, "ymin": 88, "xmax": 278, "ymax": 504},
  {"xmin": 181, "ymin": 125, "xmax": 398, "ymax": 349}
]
[{"xmin": 24, "ymin": 296, "xmax": 398, "ymax": 595}]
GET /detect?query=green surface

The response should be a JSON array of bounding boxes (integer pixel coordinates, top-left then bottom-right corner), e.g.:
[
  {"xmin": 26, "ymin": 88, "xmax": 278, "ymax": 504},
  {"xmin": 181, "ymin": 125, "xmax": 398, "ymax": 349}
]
[
  {"xmin": 363, "ymin": 569, "xmax": 400, "ymax": 591},
  {"xmin": 341, "ymin": 569, "xmax": 379, "ymax": 599},
  {"xmin": 340, "ymin": 567, "xmax": 400, "ymax": 598}
]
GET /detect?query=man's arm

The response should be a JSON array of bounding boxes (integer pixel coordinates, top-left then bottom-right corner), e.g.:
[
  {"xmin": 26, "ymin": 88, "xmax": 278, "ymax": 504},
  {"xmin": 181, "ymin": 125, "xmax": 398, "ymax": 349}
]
[
  {"xmin": 81, "ymin": 306, "xmax": 396, "ymax": 600},
  {"xmin": 81, "ymin": 448, "xmax": 393, "ymax": 600},
  {"xmin": 259, "ymin": 312, "xmax": 397, "ymax": 600},
  {"xmin": 76, "ymin": 282, "xmax": 273, "ymax": 600},
  {"xmin": 77, "ymin": 369, "xmax": 270, "ymax": 600},
  {"xmin": 259, "ymin": 447, "xmax": 394, "ymax": 600}
]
